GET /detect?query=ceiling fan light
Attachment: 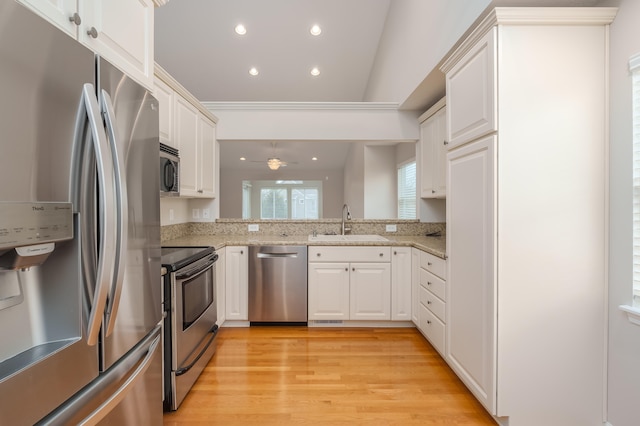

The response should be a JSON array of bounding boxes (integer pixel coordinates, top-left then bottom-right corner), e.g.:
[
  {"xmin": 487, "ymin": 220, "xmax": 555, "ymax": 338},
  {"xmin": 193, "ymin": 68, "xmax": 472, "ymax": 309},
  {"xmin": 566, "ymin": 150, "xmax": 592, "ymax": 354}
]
[{"xmin": 267, "ymin": 158, "xmax": 281, "ymax": 170}]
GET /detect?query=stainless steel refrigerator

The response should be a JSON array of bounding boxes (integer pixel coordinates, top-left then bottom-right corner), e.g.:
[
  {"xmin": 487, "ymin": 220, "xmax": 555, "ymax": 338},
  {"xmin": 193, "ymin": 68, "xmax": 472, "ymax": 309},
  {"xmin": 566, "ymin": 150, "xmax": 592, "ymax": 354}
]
[{"xmin": 0, "ymin": 2, "xmax": 162, "ymax": 424}]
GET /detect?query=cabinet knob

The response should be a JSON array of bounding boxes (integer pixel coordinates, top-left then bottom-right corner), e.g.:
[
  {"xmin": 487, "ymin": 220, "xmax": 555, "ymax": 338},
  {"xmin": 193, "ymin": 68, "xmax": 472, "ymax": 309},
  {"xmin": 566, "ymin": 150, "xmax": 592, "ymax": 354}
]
[
  {"xmin": 198, "ymin": 189, "xmax": 203, "ymax": 193},
  {"xmin": 444, "ymin": 140, "xmax": 449, "ymax": 145},
  {"xmin": 394, "ymin": 251, "xmax": 397, "ymax": 255},
  {"xmin": 352, "ymin": 267, "xmax": 355, "ymax": 271},
  {"xmin": 87, "ymin": 27, "xmax": 98, "ymax": 38},
  {"xmin": 379, "ymin": 253, "xmax": 384, "ymax": 257},
  {"xmin": 317, "ymin": 253, "xmax": 321, "ymax": 257},
  {"xmin": 345, "ymin": 268, "xmax": 348, "ymax": 271},
  {"xmin": 427, "ymin": 281, "xmax": 432, "ymax": 286},
  {"xmin": 427, "ymin": 262, "xmax": 432, "ymax": 266},
  {"xmin": 427, "ymin": 300, "xmax": 432, "ymax": 305},
  {"xmin": 431, "ymin": 190, "xmax": 436, "ymax": 193},
  {"xmin": 427, "ymin": 320, "xmax": 432, "ymax": 325},
  {"xmin": 69, "ymin": 13, "xmax": 81, "ymax": 26},
  {"xmin": 240, "ymin": 250, "xmax": 243, "ymax": 255}
]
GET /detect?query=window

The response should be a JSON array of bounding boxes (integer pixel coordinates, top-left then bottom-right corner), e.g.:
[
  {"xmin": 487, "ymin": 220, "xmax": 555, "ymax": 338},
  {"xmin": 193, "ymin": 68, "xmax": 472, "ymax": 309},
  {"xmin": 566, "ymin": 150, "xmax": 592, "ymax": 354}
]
[
  {"xmin": 632, "ymin": 53, "xmax": 640, "ymax": 307},
  {"xmin": 398, "ymin": 160, "xmax": 416, "ymax": 219},
  {"xmin": 243, "ymin": 180, "xmax": 322, "ymax": 219}
]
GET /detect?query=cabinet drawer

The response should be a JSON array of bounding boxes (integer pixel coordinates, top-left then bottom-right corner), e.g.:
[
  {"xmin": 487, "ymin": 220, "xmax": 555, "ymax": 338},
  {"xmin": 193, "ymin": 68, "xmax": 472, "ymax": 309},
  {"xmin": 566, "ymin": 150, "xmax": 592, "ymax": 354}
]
[
  {"xmin": 419, "ymin": 286, "xmax": 445, "ymax": 323},
  {"xmin": 420, "ymin": 268, "xmax": 445, "ymax": 301},
  {"xmin": 309, "ymin": 246, "xmax": 391, "ymax": 262},
  {"xmin": 419, "ymin": 304, "xmax": 445, "ymax": 356},
  {"xmin": 420, "ymin": 251, "xmax": 446, "ymax": 279}
]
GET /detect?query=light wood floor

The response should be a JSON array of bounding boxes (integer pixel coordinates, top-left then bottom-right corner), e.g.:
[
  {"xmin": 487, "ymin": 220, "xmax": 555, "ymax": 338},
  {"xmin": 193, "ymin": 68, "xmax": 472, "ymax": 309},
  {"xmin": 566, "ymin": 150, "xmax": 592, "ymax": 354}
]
[{"xmin": 163, "ymin": 327, "xmax": 497, "ymax": 426}]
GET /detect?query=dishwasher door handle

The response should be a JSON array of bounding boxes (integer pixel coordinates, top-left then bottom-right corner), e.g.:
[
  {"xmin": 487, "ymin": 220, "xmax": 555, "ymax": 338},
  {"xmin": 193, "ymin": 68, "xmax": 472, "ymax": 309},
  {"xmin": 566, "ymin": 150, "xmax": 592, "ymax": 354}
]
[{"xmin": 257, "ymin": 252, "xmax": 298, "ymax": 258}]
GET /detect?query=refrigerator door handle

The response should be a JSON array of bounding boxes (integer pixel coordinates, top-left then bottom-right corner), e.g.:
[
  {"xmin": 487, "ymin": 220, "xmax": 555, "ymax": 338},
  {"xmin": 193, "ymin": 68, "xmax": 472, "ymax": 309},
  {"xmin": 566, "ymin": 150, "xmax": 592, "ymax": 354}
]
[
  {"xmin": 100, "ymin": 89, "xmax": 128, "ymax": 337},
  {"xmin": 73, "ymin": 84, "xmax": 118, "ymax": 346},
  {"xmin": 77, "ymin": 332, "xmax": 161, "ymax": 426}
]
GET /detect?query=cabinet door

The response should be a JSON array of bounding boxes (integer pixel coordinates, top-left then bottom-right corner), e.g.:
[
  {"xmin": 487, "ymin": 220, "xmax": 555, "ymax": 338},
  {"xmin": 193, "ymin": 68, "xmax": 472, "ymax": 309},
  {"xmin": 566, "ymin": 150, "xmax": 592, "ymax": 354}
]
[
  {"xmin": 411, "ymin": 248, "xmax": 420, "ymax": 325},
  {"xmin": 446, "ymin": 135, "xmax": 497, "ymax": 414},
  {"xmin": 391, "ymin": 247, "xmax": 412, "ymax": 321},
  {"xmin": 308, "ymin": 263, "xmax": 350, "ymax": 320},
  {"xmin": 198, "ymin": 117, "xmax": 216, "ymax": 197},
  {"xmin": 17, "ymin": 0, "xmax": 78, "ymax": 37},
  {"xmin": 174, "ymin": 95, "xmax": 199, "ymax": 196},
  {"xmin": 421, "ymin": 106, "xmax": 447, "ymax": 198},
  {"xmin": 432, "ymin": 107, "xmax": 448, "ymax": 197},
  {"xmin": 215, "ymin": 247, "xmax": 226, "ymax": 325},
  {"xmin": 446, "ymin": 28, "xmax": 497, "ymax": 149},
  {"xmin": 154, "ymin": 78, "xmax": 174, "ymax": 146},
  {"xmin": 225, "ymin": 246, "xmax": 248, "ymax": 321},
  {"xmin": 420, "ymin": 115, "xmax": 435, "ymax": 198},
  {"xmin": 350, "ymin": 263, "xmax": 391, "ymax": 321},
  {"xmin": 79, "ymin": 0, "xmax": 154, "ymax": 89}
]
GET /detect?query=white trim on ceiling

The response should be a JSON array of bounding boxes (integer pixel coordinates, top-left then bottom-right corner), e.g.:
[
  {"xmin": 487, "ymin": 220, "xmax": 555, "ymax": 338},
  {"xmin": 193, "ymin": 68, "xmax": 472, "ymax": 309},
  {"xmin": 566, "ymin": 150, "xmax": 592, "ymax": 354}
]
[{"xmin": 201, "ymin": 102, "xmax": 400, "ymax": 111}]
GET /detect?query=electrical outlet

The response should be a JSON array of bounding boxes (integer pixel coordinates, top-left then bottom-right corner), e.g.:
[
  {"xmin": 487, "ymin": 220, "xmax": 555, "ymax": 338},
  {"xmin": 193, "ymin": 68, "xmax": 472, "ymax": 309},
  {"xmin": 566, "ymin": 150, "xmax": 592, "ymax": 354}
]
[
  {"xmin": 202, "ymin": 209, "xmax": 210, "ymax": 219},
  {"xmin": 248, "ymin": 224, "xmax": 259, "ymax": 232},
  {"xmin": 386, "ymin": 224, "xmax": 397, "ymax": 232},
  {"xmin": 169, "ymin": 209, "xmax": 175, "ymax": 221},
  {"xmin": 192, "ymin": 209, "xmax": 200, "ymax": 219}
]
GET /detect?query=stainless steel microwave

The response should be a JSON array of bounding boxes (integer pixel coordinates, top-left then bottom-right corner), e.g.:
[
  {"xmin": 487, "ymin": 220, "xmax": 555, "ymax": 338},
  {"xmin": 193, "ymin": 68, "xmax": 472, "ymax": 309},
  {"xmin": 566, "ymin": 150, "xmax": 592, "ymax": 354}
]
[{"xmin": 160, "ymin": 143, "xmax": 180, "ymax": 197}]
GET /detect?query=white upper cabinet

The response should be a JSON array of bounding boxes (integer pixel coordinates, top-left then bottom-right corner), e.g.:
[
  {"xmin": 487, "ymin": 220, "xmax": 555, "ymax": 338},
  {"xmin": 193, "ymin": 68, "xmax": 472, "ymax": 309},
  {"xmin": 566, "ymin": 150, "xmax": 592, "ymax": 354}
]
[
  {"xmin": 419, "ymin": 98, "xmax": 447, "ymax": 198},
  {"xmin": 155, "ymin": 65, "xmax": 219, "ymax": 199},
  {"xmin": 445, "ymin": 28, "xmax": 497, "ymax": 150},
  {"xmin": 18, "ymin": 0, "xmax": 154, "ymax": 89}
]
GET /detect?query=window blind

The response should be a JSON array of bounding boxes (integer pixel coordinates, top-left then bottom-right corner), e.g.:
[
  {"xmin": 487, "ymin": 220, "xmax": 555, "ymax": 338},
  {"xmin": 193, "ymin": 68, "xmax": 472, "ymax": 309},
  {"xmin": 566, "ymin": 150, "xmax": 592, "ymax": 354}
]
[{"xmin": 398, "ymin": 161, "xmax": 416, "ymax": 219}]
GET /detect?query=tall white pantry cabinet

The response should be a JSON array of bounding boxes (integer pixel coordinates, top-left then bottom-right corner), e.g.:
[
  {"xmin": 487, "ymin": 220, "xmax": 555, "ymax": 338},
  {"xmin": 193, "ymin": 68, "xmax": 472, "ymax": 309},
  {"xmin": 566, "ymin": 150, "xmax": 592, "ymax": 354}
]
[{"xmin": 440, "ymin": 7, "xmax": 616, "ymax": 426}]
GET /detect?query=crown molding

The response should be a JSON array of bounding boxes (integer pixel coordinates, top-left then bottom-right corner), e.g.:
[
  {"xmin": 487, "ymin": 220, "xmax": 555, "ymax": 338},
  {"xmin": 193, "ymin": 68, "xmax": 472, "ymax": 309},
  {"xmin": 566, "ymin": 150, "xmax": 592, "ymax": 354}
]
[
  {"xmin": 441, "ymin": 7, "xmax": 618, "ymax": 73},
  {"xmin": 201, "ymin": 101, "xmax": 400, "ymax": 111}
]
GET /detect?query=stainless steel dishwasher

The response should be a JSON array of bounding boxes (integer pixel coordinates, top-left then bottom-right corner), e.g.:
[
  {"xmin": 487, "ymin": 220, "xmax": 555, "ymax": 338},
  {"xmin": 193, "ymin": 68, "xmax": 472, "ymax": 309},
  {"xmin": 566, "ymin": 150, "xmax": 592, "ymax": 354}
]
[{"xmin": 248, "ymin": 245, "xmax": 308, "ymax": 325}]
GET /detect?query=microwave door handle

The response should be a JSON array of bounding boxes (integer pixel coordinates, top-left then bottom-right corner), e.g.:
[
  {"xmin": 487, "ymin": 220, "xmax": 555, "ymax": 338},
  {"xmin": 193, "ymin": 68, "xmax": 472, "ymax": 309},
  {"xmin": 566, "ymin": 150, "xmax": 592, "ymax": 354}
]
[
  {"xmin": 75, "ymin": 84, "xmax": 117, "ymax": 346},
  {"xmin": 100, "ymin": 90, "xmax": 128, "ymax": 338}
]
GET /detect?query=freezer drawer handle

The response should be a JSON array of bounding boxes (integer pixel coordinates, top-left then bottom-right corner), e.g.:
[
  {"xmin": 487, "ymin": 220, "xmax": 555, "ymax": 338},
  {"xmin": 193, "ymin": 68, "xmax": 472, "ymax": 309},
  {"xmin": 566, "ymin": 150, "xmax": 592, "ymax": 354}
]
[
  {"xmin": 77, "ymin": 333, "xmax": 161, "ymax": 426},
  {"xmin": 256, "ymin": 252, "xmax": 298, "ymax": 258},
  {"xmin": 176, "ymin": 325, "xmax": 219, "ymax": 376}
]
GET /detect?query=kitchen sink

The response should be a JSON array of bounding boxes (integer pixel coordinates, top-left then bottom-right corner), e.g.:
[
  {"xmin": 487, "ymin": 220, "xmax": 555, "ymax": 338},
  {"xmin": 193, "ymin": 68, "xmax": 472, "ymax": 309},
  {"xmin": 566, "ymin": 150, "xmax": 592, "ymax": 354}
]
[{"xmin": 307, "ymin": 234, "xmax": 389, "ymax": 242}]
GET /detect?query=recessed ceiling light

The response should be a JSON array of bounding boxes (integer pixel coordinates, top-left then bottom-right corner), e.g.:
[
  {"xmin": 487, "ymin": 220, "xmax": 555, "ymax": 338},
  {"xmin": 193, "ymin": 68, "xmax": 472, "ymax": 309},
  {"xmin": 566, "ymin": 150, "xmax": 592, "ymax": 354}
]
[
  {"xmin": 240, "ymin": 157, "xmax": 246, "ymax": 161},
  {"xmin": 235, "ymin": 24, "xmax": 247, "ymax": 35},
  {"xmin": 310, "ymin": 67, "xmax": 320, "ymax": 77},
  {"xmin": 310, "ymin": 24, "xmax": 322, "ymax": 36},
  {"xmin": 249, "ymin": 67, "xmax": 259, "ymax": 76},
  {"xmin": 312, "ymin": 157, "xmax": 318, "ymax": 161}
]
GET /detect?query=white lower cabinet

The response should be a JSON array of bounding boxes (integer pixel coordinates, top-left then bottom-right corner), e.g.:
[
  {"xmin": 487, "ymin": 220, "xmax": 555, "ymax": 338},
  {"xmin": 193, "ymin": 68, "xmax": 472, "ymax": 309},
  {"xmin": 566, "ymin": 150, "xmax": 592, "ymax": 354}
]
[
  {"xmin": 308, "ymin": 246, "xmax": 394, "ymax": 321},
  {"xmin": 416, "ymin": 250, "xmax": 447, "ymax": 357},
  {"xmin": 391, "ymin": 247, "xmax": 412, "ymax": 321},
  {"xmin": 215, "ymin": 247, "xmax": 226, "ymax": 325},
  {"xmin": 225, "ymin": 246, "xmax": 248, "ymax": 321},
  {"xmin": 307, "ymin": 263, "xmax": 350, "ymax": 320}
]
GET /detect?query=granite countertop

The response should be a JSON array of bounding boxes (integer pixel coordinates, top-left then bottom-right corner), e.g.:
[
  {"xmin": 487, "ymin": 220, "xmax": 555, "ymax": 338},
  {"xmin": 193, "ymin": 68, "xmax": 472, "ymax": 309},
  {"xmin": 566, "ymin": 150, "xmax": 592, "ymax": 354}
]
[{"xmin": 162, "ymin": 234, "xmax": 446, "ymax": 259}]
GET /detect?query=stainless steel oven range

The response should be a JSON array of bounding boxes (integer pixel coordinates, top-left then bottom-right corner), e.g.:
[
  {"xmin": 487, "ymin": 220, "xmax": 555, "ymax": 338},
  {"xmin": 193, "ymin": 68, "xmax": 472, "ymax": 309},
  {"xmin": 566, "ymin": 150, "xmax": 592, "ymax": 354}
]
[{"xmin": 161, "ymin": 246, "xmax": 218, "ymax": 411}]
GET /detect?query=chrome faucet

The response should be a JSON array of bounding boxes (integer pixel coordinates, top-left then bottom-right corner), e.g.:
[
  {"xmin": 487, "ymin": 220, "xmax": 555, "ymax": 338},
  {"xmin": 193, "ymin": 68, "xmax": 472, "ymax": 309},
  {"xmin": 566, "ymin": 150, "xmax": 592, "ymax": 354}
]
[{"xmin": 341, "ymin": 204, "xmax": 352, "ymax": 235}]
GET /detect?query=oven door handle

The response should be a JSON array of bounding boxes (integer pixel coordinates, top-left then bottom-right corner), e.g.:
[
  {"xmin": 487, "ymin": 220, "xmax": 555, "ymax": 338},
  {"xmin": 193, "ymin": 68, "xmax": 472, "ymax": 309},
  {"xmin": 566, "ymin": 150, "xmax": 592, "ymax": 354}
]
[
  {"xmin": 175, "ymin": 325, "xmax": 219, "ymax": 376},
  {"xmin": 175, "ymin": 254, "xmax": 218, "ymax": 280}
]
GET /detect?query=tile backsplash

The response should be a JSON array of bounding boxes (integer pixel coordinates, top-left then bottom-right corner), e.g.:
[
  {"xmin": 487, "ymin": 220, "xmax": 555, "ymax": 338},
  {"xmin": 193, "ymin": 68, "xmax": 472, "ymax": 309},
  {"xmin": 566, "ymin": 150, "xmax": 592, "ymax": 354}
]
[{"xmin": 161, "ymin": 219, "xmax": 444, "ymax": 243}]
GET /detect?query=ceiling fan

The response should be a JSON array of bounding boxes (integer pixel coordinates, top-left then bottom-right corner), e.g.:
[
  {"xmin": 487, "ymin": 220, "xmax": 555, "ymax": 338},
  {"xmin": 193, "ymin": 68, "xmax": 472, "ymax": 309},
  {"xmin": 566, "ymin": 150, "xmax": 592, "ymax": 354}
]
[{"xmin": 248, "ymin": 142, "xmax": 296, "ymax": 170}]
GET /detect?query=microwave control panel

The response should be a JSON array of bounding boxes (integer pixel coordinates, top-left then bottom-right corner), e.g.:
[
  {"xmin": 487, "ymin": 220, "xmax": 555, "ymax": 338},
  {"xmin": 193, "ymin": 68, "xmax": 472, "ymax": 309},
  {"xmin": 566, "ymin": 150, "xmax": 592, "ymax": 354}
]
[{"xmin": 0, "ymin": 202, "xmax": 73, "ymax": 249}]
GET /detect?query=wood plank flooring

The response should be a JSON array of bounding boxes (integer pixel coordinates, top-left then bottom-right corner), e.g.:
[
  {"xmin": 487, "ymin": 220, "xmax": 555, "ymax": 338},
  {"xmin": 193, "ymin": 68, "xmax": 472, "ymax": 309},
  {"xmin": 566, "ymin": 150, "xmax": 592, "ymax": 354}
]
[{"xmin": 163, "ymin": 327, "xmax": 496, "ymax": 425}]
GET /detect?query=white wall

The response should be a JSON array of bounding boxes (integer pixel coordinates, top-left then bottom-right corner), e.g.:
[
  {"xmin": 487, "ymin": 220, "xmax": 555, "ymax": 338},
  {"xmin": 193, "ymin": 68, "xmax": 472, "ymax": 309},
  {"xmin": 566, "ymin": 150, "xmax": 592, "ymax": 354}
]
[
  {"xmin": 343, "ymin": 142, "xmax": 365, "ymax": 218},
  {"xmin": 364, "ymin": 145, "xmax": 397, "ymax": 218},
  {"xmin": 601, "ymin": 0, "xmax": 640, "ymax": 424}
]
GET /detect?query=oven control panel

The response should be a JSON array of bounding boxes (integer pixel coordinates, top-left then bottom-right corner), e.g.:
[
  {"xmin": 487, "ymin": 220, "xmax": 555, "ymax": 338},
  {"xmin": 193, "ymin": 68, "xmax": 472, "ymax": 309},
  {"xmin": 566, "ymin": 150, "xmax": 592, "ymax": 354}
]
[{"xmin": 0, "ymin": 202, "xmax": 73, "ymax": 249}]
